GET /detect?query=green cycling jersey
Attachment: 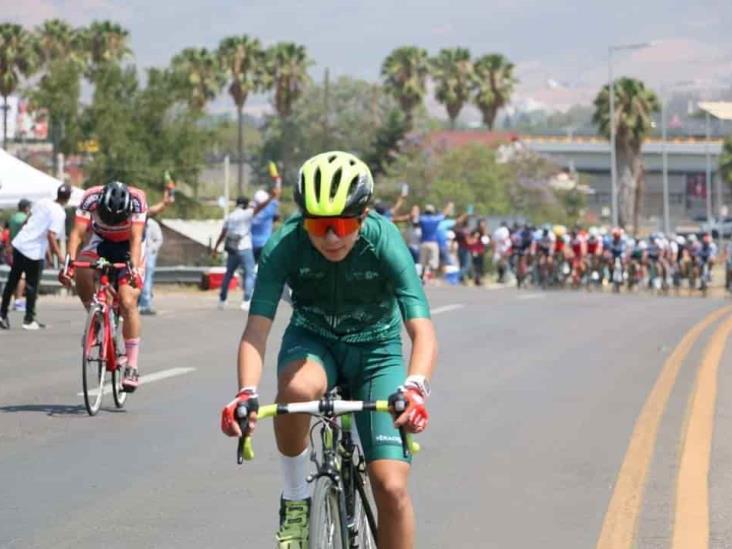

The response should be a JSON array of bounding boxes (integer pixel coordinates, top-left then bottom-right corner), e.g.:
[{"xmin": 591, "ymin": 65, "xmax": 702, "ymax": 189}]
[{"xmin": 250, "ymin": 211, "xmax": 431, "ymax": 343}]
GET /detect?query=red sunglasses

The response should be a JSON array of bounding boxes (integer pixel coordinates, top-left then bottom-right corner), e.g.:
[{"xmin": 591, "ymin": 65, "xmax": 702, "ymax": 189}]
[{"xmin": 303, "ymin": 216, "xmax": 362, "ymax": 237}]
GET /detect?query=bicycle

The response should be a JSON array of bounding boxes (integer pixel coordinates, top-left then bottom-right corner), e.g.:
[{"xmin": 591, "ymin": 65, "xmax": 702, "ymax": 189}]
[
  {"xmin": 235, "ymin": 388, "xmax": 420, "ymax": 548},
  {"xmin": 72, "ymin": 258, "xmax": 131, "ymax": 416}
]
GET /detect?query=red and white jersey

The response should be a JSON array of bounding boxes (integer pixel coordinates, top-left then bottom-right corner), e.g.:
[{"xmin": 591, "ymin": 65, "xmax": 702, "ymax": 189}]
[
  {"xmin": 570, "ymin": 234, "xmax": 586, "ymax": 256},
  {"xmin": 76, "ymin": 185, "xmax": 148, "ymax": 242},
  {"xmin": 587, "ymin": 237, "xmax": 602, "ymax": 255}
]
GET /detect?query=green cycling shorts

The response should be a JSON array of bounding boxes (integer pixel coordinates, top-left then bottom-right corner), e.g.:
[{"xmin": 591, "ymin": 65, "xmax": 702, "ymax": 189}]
[{"xmin": 277, "ymin": 324, "xmax": 409, "ymax": 463}]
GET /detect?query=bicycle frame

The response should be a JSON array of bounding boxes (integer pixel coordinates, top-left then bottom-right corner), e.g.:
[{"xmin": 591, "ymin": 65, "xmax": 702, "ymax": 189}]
[
  {"xmin": 235, "ymin": 394, "xmax": 419, "ymax": 546},
  {"xmin": 74, "ymin": 259, "xmax": 128, "ymax": 372}
]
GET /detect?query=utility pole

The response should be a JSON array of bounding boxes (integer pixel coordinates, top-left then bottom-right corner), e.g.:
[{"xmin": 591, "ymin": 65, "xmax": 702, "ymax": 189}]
[{"xmin": 322, "ymin": 68, "xmax": 330, "ymax": 151}]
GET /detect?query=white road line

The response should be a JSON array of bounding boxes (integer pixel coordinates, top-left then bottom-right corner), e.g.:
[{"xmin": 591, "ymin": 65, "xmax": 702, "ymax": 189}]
[
  {"xmin": 517, "ymin": 293, "xmax": 545, "ymax": 300},
  {"xmin": 430, "ymin": 304, "xmax": 465, "ymax": 315},
  {"xmin": 77, "ymin": 367, "xmax": 196, "ymax": 396}
]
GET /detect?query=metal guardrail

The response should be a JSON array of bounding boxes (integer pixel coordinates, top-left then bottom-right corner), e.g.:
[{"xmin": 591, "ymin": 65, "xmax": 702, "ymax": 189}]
[{"xmin": 0, "ymin": 265, "xmax": 216, "ymax": 293}]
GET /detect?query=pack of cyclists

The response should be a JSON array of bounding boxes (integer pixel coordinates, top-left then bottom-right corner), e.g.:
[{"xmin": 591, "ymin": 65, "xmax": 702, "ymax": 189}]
[{"xmin": 494, "ymin": 222, "xmax": 721, "ymax": 294}]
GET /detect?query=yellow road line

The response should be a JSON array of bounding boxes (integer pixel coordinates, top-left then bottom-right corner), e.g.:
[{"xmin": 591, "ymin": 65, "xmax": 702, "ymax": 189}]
[
  {"xmin": 596, "ymin": 306, "xmax": 732, "ymax": 549},
  {"xmin": 672, "ymin": 312, "xmax": 732, "ymax": 549}
]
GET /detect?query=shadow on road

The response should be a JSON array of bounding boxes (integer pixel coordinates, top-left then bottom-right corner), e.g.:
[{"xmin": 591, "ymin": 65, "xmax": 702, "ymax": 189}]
[{"xmin": 0, "ymin": 403, "xmax": 89, "ymax": 416}]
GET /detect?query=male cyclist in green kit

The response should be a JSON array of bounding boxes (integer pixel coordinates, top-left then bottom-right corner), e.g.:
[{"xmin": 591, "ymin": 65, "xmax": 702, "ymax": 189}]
[{"xmin": 220, "ymin": 151, "xmax": 437, "ymax": 549}]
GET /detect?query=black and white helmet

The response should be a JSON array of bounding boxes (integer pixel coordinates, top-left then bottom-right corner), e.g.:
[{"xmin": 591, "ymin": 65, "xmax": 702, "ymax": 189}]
[{"xmin": 99, "ymin": 181, "xmax": 132, "ymax": 225}]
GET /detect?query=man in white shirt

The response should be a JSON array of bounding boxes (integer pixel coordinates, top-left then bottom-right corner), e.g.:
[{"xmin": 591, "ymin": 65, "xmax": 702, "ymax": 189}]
[
  {"xmin": 212, "ymin": 188, "xmax": 279, "ymax": 311},
  {"xmin": 1, "ymin": 184, "xmax": 71, "ymax": 330}
]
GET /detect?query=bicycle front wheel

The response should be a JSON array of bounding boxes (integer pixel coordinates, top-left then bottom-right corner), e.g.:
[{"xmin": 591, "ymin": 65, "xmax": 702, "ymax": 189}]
[
  {"xmin": 309, "ymin": 476, "xmax": 344, "ymax": 549},
  {"xmin": 111, "ymin": 313, "xmax": 128, "ymax": 408},
  {"xmin": 82, "ymin": 306, "xmax": 105, "ymax": 416},
  {"xmin": 351, "ymin": 483, "xmax": 377, "ymax": 549}
]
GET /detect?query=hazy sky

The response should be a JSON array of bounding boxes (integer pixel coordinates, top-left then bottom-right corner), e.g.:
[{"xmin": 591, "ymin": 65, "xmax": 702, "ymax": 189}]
[{"xmin": 5, "ymin": 0, "xmax": 732, "ymax": 117}]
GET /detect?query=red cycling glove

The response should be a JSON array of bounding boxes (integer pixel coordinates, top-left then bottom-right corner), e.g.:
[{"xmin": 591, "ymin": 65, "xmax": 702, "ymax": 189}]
[
  {"xmin": 220, "ymin": 388, "xmax": 259, "ymax": 437},
  {"xmin": 58, "ymin": 265, "xmax": 74, "ymax": 287},
  {"xmin": 390, "ymin": 385, "xmax": 429, "ymax": 433}
]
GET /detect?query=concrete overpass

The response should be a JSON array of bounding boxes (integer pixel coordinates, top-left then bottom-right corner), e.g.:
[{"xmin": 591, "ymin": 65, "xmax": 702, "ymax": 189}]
[{"xmin": 523, "ymin": 136, "xmax": 728, "ymax": 229}]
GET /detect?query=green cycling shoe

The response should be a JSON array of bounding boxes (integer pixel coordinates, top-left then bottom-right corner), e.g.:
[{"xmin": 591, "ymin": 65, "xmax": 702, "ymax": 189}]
[{"xmin": 276, "ymin": 498, "xmax": 310, "ymax": 548}]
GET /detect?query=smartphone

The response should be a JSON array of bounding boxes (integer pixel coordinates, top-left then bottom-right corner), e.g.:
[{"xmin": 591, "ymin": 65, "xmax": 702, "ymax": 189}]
[{"xmin": 401, "ymin": 183, "xmax": 409, "ymax": 197}]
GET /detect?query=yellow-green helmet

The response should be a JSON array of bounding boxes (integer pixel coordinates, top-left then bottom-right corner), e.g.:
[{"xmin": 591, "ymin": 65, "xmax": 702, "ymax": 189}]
[{"xmin": 294, "ymin": 151, "xmax": 374, "ymax": 217}]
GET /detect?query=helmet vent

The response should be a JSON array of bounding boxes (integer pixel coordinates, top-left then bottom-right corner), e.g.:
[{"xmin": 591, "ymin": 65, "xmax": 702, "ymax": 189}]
[
  {"xmin": 314, "ymin": 167, "xmax": 322, "ymax": 198},
  {"xmin": 328, "ymin": 154, "xmax": 337, "ymax": 163},
  {"xmin": 331, "ymin": 167, "xmax": 343, "ymax": 198},
  {"xmin": 349, "ymin": 159, "xmax": 355, "ymax": 166},
  {"xmin": 348, "ymin": 175, "xmax": 359, "ymax": 198}
]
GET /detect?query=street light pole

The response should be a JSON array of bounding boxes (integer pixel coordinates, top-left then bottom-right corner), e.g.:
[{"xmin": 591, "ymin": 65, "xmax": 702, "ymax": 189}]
[
  {"xmin": 608, "ymin": 48, "xmax": 618, "ymax": 227},
  {"xmin": 661, "ymin": 98, "xmax": 670, "ymax": 234},
  {"xmin": 705, "ymin": 111, "xmax": 712, "ymax": 223}
]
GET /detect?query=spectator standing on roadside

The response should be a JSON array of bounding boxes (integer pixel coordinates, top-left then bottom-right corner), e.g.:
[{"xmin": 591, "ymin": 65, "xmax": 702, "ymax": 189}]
[
  {"xmin": 0, "ymin": 185, "xmax": 71, "ymax": 330},
  {"xmin": 5, "ymin": 199, "xmax": 31, "ymax": 310},
  {"xmin": 418, "ymin": 202, "xmax": 456, "ymax": 281},
  {"xmin": 467, "ymin": 219, "xmax": 489, "ymax": 286},
  {"xmin": 454, "ymin": 217, "xmax": 471, "ymax": 283},
  {"xmin": 138, "ymin": 191, "xmax": 174, "ymax": 316},
  {"xmin": 251, "ymin": 188, "xmax": 280, "ymax": 262},
  {"xmin": 213, "ymin": 187, "xmax": 280, "ymax": 311}
]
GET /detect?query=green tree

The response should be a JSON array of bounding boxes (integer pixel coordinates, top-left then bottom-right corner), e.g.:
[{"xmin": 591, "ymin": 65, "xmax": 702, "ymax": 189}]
[
  {"xmin": 82, "ymin": 20, "xmax": 130, "ymax": 78},
  {"xmin": 365, "ymin": 108, "xmax": 408, "ymax": 176},
  {"xmin": 593, "ymin": 77, "xmax": 659, "ymax": 231},
  {"xmin": 263, "ymin": 42, "xmax": 311, "ymax": 179},
  {"xmin": 381, "ymin": 46, "xmax": 429, "ymax": 130},
  {"xmin": 258, "ymin": 76, "xmax": 400, "ymax": 181},
  {"xmin": 82, "ymin": 64, "xmax": 214, "ymax": 212},
  {"xmin": 472, "ymin": 54, "xmax": 517, "ymax": 130},
  {"xmin": 171, "ymin": 47, "xmax": 225, "ymax": 111},
  {"xmin": 0, "ymin": 23, "xmax": 37, "ymax": 148},
  {"xmin": 264, "ymin": 42, "xmax": 311, "ymax": 119},
  {"xmin": 30, "ymin": 19, "xmax": 86, "ymax": 169},
  {"xmin": 217, "ymin": 35, "xmax": 265, "ymax": 193},
  {"xmin": 430, "ymin": 47, "xmax": 474, "ymax": 128}
]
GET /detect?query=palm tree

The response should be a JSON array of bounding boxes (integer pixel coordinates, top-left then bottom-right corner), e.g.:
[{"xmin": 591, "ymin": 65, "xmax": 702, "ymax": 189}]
[
  {"xmin": 264, "ymin": 42, "xmax": 311, "ymax": 179},
  {"xmin": 472, "ymin": 54, "xmax": 517, "ymax": 130},
  {"xmin": 171, "ymin": 47, "xmax": 225, "ymax": 112},
  {"xmin": 265, "ymin": 42, "xmax": 311, "ymax": 119},
  {"xmin": 593, "ymin": 77, "xmax": 660, "ymax": 231},
  {"xmin": 82, "ymin": 20, "xmax": 130, "ymax": 77},
  {"xmin": 33, "ymin": 19, "xmax": 86, "ymax": 169},
  {"xmin": 0, "ymin": 24, "xmax": 37, "ymax": 149},
  {"xmin": 218, "ymin": 35, "xmax": 265, "ymax": 192},
  {"xmin": 430, "ymin": 47, "xmax": 474, "ymax": 128},
  {"xmin": 381, "ymin": 46, "xmax": 429, "ymax": 129}
]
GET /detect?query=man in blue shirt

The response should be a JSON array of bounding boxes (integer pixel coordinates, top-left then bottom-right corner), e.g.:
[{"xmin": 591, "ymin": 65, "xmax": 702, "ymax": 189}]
[
  {"xmin": 250, "ymin": 189, "xmax": 280, "ymax": 262},
  {"xmin": 418, "ymin": 202, "xmax": 453, "ymax": 281}
]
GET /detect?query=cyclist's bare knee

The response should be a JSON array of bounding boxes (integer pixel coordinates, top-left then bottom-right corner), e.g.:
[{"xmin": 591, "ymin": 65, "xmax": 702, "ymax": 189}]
[
  {"xmin": 276, "ymin": 360, "xmax": 327, "ymax": 402},
  {"xmin": 74, "ymin": 268, "xmax": 95, "ymax": 306},
  {"xmin": 118, "ymin": 285, "xmax": 140, "ymax": 314},
  {"xmin": 368, "ymin": 460, "xmax": 411, "ymax": 512}
]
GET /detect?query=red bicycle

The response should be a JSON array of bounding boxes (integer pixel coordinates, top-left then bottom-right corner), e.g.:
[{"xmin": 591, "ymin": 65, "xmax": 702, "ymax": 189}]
[{"xmin": 72, "ymin": 258, "xmax": 131, "ymax": 416}]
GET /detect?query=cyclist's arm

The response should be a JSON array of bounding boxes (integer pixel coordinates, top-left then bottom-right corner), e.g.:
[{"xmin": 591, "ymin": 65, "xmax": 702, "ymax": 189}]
[
  {"xmin": 237, "ymin": 314, "xmax": 273, "ymax": 389},
  {"xmin": 67, "ymin": 217, "xmax": 89, "ymax": 259},
  {"xmin": 129, "ymin": 222, "xmax": 144, "ymax": 269},
  {"xmin": 404, "ymin": 318, "xmax": 437, "ymax": 381}
]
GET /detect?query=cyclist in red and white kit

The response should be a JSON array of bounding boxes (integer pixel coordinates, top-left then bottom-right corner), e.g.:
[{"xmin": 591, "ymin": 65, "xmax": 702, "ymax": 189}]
[{"xmin": 60, "ymin": 181, "xmax": 148, "ymax": 391}]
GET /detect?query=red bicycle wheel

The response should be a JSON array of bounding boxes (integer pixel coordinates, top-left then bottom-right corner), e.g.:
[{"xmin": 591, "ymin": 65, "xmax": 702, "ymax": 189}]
[{"xmin": 82, "ymin": 306, "xmax": 105, "ymax": 416}]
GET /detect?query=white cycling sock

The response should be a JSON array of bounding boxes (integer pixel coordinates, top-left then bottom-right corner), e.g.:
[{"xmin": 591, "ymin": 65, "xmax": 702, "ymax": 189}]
[{"xmin": 281, "ymin": 448, "xmax": 310, "ymax": 501}]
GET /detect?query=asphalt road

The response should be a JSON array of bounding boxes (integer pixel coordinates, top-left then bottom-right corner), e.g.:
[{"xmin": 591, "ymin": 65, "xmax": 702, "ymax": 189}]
[{"xmin": 1, "ymin": 286, "xmax": 732, "ymax": 548}]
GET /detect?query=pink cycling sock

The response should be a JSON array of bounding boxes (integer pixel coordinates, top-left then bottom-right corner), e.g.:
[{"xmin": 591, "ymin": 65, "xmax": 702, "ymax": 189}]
[{"xmin": 125, "ymin": 338, "xmax": 141, "ymax": 369}]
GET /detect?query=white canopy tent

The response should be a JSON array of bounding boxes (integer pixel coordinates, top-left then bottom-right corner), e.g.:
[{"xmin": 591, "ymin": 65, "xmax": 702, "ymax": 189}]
[{"xmin": 0, "ymin": 148, "xmax": 83, "ymax": 209}]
